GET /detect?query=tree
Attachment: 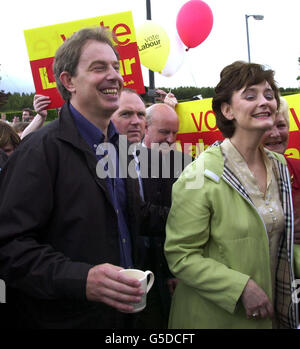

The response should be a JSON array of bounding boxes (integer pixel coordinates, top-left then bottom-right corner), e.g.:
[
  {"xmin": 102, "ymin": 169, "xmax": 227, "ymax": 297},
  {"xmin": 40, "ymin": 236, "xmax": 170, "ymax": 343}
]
[
  {"xmin": 297, "ymin": 57, "xmax": 300, "ymax": 81},
  {"xmin": 0, "ymin": 64, "xmax": 11, "ymax": 108},
  {"xmin": 0, "ymin": 90, "xmax": 10, "ymax": 108},
  {"xmin": 156, "ymin": 86, "xmax": 215, "ymax": 101},
  {"xmin": 0, "ymin": 92, "xmax": 34, "ymax": 112}
]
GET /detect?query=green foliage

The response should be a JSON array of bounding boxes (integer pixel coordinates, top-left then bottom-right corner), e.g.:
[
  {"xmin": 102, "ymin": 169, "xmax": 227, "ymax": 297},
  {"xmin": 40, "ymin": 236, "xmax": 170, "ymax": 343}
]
[
  {"xmin": 0, "ymin": 86, "xmax": 299, "ymax": 119},
  {"xmin": 159, "ymin": 86, "xmax": 299, "ymax": 101},
  {"xmin": 0, "ymin": 92, "xmax": 34, "ymax": 112},
  {"xmin": 0, "ymin": 90, "xmax": 10, "ymax": 108},
  {"xmin": 3, "ymin": 110, "xmax": 23, "ymax": 122},
  {"xmin": 173, "ymin": 86, "xmax": 215, "ymax": 100},
  {"xmin": 44, "ymin": 109, "xmax": 59, "ymax": 121},
  {"xmin": 279, "ymin": 87, "xmax": 300, "ymax": 96},
  {"xmin": 155, "ymin": 86, "xmax": 215, "ymax": 101},
  {"xmin": 0, "ymin": 92, "xmax": 59, "ymax": 122}
]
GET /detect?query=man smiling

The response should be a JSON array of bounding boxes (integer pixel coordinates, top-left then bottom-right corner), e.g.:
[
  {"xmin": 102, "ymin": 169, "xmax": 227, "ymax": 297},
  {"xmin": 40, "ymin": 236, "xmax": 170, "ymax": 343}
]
[{"xmin": 0, "ymin": 28, "xmax": 145, "ymax": 329}]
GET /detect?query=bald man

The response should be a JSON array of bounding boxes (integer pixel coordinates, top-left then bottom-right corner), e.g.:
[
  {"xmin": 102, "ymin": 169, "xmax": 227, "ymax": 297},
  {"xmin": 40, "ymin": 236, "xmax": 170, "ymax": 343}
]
[
  {"xmin": 144, "ymin": 103, "xmax": 193, "ymax": 181},
  {"xmin": 144, "ymin": 103, "xmax": 179, "ymax": 152},
  {"xmin": 112, "ymin": 90, "xmax": 176, "ymax": 328},
  {"xmin": 139, "ymin": 102, "xmax": 193, "ymax": 328}
]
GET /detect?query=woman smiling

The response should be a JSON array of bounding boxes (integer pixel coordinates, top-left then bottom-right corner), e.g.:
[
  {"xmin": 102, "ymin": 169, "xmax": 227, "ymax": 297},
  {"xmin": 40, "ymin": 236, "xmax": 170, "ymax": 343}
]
[{"xmin": 165, "ymin": 61, "xmax": 299, "ymax": 329}]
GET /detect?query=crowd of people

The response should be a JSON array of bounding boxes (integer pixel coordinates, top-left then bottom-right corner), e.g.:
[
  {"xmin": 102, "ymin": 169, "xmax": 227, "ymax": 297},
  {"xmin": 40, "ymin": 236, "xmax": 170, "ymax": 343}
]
[
  {"xmin": 0, "ymin": 101, "xmax": 49, "ymax": 161},
  {"xmin": 0, "ymin": 26, "xmax": 299, "ymax": 330}
]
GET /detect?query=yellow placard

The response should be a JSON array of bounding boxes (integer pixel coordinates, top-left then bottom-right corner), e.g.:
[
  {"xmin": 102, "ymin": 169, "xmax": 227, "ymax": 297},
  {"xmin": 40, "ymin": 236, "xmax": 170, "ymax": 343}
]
[
  {"xmin": 176, "ymin": 94, "xmax": 300, "ymax": 134},
  {"xmin": 24, "ymin": 11, "xmax": 145, "ymax": 108},
  {"xmin": 176, "ymin": 98, "xmax": 215, "ymax": 133},
  {"xmin": 285, "ymin": 94, "xmax": 300, "ymax": 132},
  {"xmin": 176, "ymin": 94, "xmax": 300, "ymax": 159},
  {"xmin": 24, "ymin": 11, "xmax": 136, "ymax": 61}
]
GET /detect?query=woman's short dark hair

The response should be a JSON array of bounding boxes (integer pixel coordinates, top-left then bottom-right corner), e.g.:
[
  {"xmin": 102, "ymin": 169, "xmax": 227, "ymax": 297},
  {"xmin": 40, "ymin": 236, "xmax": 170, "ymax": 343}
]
[{"xmin": 212, "ymin": 61, "xmax": 280, "ymax": 138}]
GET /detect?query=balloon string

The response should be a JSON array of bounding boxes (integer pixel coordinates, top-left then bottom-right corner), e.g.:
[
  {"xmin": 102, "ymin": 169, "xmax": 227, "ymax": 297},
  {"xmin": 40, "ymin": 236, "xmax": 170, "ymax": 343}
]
[
  {"xmin": 186, "ymin": 52, "xmax": 198, "ymax": 87},
  {"xmin": 190, "ymin": 70, "xmax": 198, "ymax": 87}
]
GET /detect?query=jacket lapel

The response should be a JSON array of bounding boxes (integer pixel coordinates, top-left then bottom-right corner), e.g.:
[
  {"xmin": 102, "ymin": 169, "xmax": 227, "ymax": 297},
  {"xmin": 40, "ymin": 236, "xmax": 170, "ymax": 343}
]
[{"xmin": 222, "ymin": 165, "xmax": 253, "ymax": 204}]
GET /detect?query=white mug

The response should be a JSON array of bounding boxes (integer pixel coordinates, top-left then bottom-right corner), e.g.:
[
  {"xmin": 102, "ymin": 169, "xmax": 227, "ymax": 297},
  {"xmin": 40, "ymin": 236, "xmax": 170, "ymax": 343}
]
[{"xmin": 119, "ymin": 269, "xmax": 154, "ymax": 313}]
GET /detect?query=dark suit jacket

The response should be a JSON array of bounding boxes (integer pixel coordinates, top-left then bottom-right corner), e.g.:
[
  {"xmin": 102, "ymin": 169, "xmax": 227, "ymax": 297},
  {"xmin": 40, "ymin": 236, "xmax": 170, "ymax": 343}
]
[
  {"xmin": 135, "ymin": 146, "xmax": 193, "ymax": 323},
  {"xmin": 0, "ymin": 149, "xmax": 8, "ymax": 171}
]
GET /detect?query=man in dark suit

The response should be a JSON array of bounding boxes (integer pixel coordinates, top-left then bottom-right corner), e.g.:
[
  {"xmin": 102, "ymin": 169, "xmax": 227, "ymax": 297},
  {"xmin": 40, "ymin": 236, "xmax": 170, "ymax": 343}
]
[
  {"xmin": 143, "ymin": 102, "xmax": 193, "ymax": 326},
  {"xmin": 112, "ymin": 89, "xmax": 192, "ymax": 328},
  {"xmin": 0, "ymin": 27, "xmax": 145, "ymax": 329}
]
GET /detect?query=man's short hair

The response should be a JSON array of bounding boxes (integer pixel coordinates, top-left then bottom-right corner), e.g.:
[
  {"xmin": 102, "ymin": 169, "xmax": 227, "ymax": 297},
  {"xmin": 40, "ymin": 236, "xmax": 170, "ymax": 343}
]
[
  {"xmin": 121, "ymin": 88, "xmax": 145, "ymax": 105},
  {"xmin": 22, "ymin": 108, "xmax": 34, "ymax": 116},
  {"xmin": 53, "ymin": 27, "xmax": 119, "ymax": 101}
]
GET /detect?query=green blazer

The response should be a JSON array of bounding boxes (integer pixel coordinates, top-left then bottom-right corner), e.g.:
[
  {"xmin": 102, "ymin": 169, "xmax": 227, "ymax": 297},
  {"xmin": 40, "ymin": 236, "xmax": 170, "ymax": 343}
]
[{"xmin": 165, "ymin": 145, "xmax": 299, "ymax": 329}]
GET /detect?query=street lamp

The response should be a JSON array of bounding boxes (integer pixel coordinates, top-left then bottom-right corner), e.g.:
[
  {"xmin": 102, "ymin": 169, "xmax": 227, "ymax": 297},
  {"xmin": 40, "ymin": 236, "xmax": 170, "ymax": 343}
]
[
  {"xmin": 146, "ymin": 0, "xmax": 156, "ymax": 103},
  {"xmin": 245, "ymin": 14, "xmax": 264, "ymax": 62}
]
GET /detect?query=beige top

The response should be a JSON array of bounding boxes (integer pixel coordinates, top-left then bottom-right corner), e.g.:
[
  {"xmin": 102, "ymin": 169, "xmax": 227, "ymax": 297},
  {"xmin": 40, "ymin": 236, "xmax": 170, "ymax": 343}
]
[{"xmin": 220, "ymin": 139, "xmax": 285, "ymax": 313}]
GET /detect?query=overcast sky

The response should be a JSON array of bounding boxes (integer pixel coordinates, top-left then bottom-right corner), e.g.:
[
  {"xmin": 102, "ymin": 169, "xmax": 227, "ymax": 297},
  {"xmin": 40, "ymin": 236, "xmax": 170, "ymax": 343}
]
[{"xmin": 1, "ymin": 0, "xmax": 299, "ymax": 93}]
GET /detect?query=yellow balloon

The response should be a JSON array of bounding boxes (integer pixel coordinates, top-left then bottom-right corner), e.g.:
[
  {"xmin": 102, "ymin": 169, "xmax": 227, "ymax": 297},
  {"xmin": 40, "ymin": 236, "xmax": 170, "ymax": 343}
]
[{"xmin": 137, "ymin": 21, "xmax": 170, "ymax": 72}]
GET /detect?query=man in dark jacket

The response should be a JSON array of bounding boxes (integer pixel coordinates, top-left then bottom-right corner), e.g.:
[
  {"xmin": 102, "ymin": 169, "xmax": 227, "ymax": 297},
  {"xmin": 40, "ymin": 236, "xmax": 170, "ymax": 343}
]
[
  {"xmin": 0, "ymin": 27, "xmax": 145, "ymax": 329},
  {"xmin": 0, "ymin": 149, "xmax": 8, "ymax": 171},
  {"xmin": 111, "ymin": 89, "xmax": 192, "ymax": 328}
]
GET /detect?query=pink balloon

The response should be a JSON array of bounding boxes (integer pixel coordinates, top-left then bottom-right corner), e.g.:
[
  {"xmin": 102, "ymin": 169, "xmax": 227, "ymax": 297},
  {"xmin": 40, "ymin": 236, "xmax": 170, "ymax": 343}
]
[{"xmin": 176, "ymin": 0, "xmax": 213, "ymax": 49}]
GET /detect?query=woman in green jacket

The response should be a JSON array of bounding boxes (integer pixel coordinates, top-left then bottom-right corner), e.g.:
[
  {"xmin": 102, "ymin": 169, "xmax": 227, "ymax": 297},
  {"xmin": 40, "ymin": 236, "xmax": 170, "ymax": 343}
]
[{"xmin": 165, "ymin": 61, "xmax": 299, "ymax": 329}]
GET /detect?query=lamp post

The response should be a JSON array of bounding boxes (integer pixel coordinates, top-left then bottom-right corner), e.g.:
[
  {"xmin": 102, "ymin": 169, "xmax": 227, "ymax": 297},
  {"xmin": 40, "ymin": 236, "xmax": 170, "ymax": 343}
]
[
  {"xmin": 245, "ymin": 14, "xmax": 264, "ymax": 63},
  {"xmin": 146, "ymin": 0, "xmax": 156, "ymax": 103}
]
